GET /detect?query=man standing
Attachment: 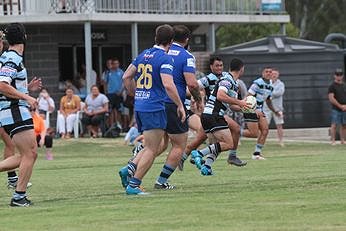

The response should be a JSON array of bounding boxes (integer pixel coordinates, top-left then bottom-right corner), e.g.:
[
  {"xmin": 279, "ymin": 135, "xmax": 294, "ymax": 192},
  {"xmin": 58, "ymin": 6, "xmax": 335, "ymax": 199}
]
[
  {"xmin": 263, "ymin": 68, "xmax": 285, "ymax": 146},
  {"xmin": 0, "ymin": 23, "xmax": 38, "ymax": 206},
  {"xmin": 242, "ymin": 67, "xmax": 280, "ymax": 160},
  {"xmin": 153, "ymin": 25, "xmax": 202, "ymax": 189},
  {"xmin": 103, "ymin": 57, "xmax": 124, "ymax": 128},
  {"xmin": 328, "ymin": 68, "xmax": 346, "ymax": 145},
  {"xmin": 122, "ymin": 24, "xmax": 185, "ymax": 195}
]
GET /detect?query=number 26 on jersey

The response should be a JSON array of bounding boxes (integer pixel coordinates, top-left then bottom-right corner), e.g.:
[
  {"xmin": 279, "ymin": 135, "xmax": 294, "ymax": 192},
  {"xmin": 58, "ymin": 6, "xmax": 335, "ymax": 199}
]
[{"xmin": 136, "ymin": 64, "xmax": 152, "ymax": 89}]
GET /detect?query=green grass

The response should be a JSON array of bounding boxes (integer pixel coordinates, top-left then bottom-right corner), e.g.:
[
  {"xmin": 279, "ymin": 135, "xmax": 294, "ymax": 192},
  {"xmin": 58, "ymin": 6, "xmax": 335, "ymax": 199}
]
[{"xmin": 1, "ymin": 138, "xmax": 346, "ymax": 231}]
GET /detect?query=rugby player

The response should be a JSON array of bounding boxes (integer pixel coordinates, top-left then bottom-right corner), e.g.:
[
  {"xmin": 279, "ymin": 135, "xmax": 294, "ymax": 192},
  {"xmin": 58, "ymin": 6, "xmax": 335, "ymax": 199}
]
[{"xmin": 121, "ymin": 24, "xmax": 185, "ymax": 195}]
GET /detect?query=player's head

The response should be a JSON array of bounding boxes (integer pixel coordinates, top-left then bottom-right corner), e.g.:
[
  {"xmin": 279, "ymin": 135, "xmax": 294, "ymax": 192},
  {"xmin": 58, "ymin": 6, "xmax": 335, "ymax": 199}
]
[
  {"xmin": 334, "ymin": 68, "xmax": 344, "ymax": 83},
  {"xmin": 5, "ymin": 23, "xmax": 27, "ymax": 45},
  {"xmin": 173, "ymin": 25, "xmax": 191, "ymax": 46},
  {"xmin": 229, "ymin": 58, "xmax": 244, "ymax": 76},
  {"xmin": 210, "ymin": 57, "xmax": 223, "ymax": 75},
  {"xmin": 262, "ymin": 66, "xmax": 273, "ymax": 80},
  {"xmin": 155, "ymin": 24, "xmax": 174, "ymax": 47}
]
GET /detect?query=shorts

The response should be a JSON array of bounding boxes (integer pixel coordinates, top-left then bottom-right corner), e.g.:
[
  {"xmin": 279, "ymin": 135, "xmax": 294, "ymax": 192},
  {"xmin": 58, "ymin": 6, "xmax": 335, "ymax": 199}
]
[
  {"xmin": 165, "ymin": 103, "xmax": 188, "ymax": 134},
  {"xmin": 331, "ymin": 109, "xmax": 346, "ymax": 125},
  {"xmin": 201, "ymin": 114, "xmax": 228, "ymax": 133},
  {"xmin": 3, "ymin": 119, "xmax": 34, "ymax": 138},
  {"xmin": 265, "ymin": 110, "xmax": 284, "ymax": 125},
  {"xmin": 135, "ymin": 110, "xmax": 167, "ymax": 133},
  {"xmin": 106, "ymin": 93, "xmax": 122, "ymax": 110},
  {"xmin": 244, "ymin": 112, "xmax": 259, "ymax": 123}
]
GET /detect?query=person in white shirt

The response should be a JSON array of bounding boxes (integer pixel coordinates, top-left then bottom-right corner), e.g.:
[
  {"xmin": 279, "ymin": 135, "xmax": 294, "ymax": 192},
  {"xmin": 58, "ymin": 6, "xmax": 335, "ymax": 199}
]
[
  {"xmin": 37, "ymin": 88, "xmax": 55, "ymax": 120},
  {"xmin": 263, "ymin": 68, "xmax": 285, "ymax": 146}
]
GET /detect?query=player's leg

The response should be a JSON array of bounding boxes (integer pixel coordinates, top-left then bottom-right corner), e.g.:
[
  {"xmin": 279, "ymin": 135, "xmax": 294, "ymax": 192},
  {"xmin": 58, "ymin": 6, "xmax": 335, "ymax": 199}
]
[
  {"xmin": 11, "ymin": 128, "xmax": 37, "ymax": 206},
  {"xmin": 252, "ymin": 115, "xmax": 269, "ymax": 160},
  {"xmin": 224, "ymin": 115, "xmax": 247, "ymax": 167}
]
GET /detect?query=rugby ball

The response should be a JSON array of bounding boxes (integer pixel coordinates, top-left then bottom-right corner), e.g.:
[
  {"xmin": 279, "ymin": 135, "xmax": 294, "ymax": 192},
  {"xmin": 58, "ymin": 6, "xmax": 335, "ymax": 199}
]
[{"xmin": 242, "ymin": 95, "xmax": 257, "ymax": 113}]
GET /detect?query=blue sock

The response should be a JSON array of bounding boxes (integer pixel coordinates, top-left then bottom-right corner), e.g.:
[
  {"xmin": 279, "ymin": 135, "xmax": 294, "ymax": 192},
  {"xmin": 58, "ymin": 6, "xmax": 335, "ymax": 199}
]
[
  {"xmin": 128, "ymin": 177, "xmax": 141, "ymax": 188},
  {"xmin": 13, "ymin": 191, "xmax": 26, "ymax": 200},
  {"xmin": 157, "ymin": 164, "xmax": 175, "ymax": 184},
  {"xmin": 255, "ymin": 144, "xmax": 263, "ymax": 153},
  {"xmin": 127, "ymin": 162, "xmax": 137, "ymax": 178}
]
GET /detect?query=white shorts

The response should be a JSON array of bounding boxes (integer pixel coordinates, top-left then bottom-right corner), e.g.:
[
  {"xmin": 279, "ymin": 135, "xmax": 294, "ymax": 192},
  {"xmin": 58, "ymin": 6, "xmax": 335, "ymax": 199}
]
[{"xmin": 265, "ymin": 111, "xmax": 284, "ymax": 125}]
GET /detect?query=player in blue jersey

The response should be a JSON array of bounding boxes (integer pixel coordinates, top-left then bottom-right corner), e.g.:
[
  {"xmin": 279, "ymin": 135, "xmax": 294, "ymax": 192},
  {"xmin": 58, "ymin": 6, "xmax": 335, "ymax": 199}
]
[
  {"xmin": 0, "ymin": 23, "xmax": 38, "ymax": 207},
  {"xmin": 190, "ymin": 58, "xmax": 249, "ymax": 175},
  {"xmin": 121, "ymin": 24, "xmax": 185, "ymax": 195},
  {"xmin": 153, "ymin": 25, "xmax": 202, "ymax": 189},
  {"xmin": 242, "ymin": 67, "xmax": 280, "ymax": 160}
]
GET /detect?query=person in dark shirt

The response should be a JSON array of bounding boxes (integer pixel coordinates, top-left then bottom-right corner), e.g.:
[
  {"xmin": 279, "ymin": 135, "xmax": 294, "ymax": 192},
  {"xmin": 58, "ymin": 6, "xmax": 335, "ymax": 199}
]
[{"xmin": 328, "ymin": 68, "xmax": 346, "ymax": 145}]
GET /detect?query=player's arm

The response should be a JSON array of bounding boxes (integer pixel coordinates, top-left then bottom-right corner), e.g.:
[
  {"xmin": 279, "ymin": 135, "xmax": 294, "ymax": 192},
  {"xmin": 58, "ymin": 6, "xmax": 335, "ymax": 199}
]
[
  {"xmin": 27, "ymin": 77, "xmax": 42, "ymax": 92},
  {"xmin": 216, "ymin": 80, "xmax": 248, "ymax": 109},
  {"xmin": 265, "ymin": 98, "xmax": 281, "ymax": 116},
  {"xmin": 0, "ymin": 81, "xmax": 37, "ymax": 109},
  {"xmin": 161, "ymin": 74, "xmax": 186, "ymax": 122},
  {"xmin": 122, "ymin": 64, "xmax": 137, "ymax": 97}
]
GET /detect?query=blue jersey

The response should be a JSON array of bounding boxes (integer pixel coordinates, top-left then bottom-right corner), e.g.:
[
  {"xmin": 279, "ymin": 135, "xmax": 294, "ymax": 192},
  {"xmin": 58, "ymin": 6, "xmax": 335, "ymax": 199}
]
[
  {"xmin": 248, "ymin": 77, "xmax": 273, "ymax": 110},
  {"xmin": 165, "ymin": 42, "xmax": 196, "ymax": 103},
  {"xmin": 132, "ymin": 45, "xmax": 174, "ymax": 112},
  {"xmin": 0, "ymin": 50, "xmax": 31, "ymax": 125}
]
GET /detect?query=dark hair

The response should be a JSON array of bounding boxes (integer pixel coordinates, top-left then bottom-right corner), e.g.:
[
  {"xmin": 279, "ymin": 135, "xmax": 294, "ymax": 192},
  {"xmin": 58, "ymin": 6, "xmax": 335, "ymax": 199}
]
[
  {"xmin": 155, "ymin": 24, "xmax": 174, "ymax": 46},
  {"xmin": 209, "ymin": 57, "xmax": 222, "ymax": 65},
  {"xmin": 110, "ymin": 57, "xmax": 119, "ymax": 62},
  {"xmin": 229, "ymin": 58, "xmax": 244, "ymax": 72},
  {"xmin": 5, "ymin": 23, "xmax": 26, "ymax": 45},
  {"xmin": 173, "ymin": 25, "xmax": 191, "ymax": 43}
]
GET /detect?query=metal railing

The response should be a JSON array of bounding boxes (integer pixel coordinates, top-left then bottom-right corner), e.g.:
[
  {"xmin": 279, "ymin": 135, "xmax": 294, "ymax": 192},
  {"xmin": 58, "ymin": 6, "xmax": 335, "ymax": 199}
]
[{"xmin": 0, "ymin": 0, "xmax": 286, "ymax": 16}]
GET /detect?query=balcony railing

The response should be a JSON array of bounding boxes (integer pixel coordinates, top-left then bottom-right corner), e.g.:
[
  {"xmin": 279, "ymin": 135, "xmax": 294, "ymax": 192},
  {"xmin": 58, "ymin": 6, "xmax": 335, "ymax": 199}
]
[{"xmin": 0, "ymin": 0, "xmax": 286, "ymax": 16}]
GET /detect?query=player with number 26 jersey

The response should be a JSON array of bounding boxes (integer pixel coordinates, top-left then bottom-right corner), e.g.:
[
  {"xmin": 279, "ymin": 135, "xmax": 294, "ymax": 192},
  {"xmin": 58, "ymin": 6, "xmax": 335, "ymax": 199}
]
[{"xmin": 131, "ymin": 45, "xmax": 174, "ymax": 112}]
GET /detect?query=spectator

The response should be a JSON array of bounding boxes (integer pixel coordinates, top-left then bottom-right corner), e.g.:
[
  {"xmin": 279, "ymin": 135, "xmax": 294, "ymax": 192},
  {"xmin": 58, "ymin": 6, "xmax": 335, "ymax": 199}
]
[
  {"xmin": 57, "ymin": 86, "xmax": 81, "ymax": 138},
  {"xmin": 263, "ymin": 68, "xmax": 285, "ymax": 146},
  {"xmin": 37, "ymin": 88, "xmax": 55, "ymax": 120},
  {"xmin": 82, "ymin": 85, "xmax": 109, "ymax": 138},
  {"xmin": 102, "ymin": 57, "xmax": 124, "ymax": 128},
  {"xmin": 124, "ymin": 121, "xmax": 140, "ymax": 146},
  {"xmin": 31, "ymin": 109, "xmax": 54, "ymax": 160},
  {"xmin": 328, "ymin": 68, "xmax": 346, "ymax": 145}
]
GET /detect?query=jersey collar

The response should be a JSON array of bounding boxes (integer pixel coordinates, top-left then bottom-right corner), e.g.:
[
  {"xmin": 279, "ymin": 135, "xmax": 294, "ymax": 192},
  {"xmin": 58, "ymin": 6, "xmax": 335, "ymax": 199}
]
[
  {"xmin": 172, "ymin": 42, "xmax": 183, "ymax": 48},
  {"xmin": 153, "ymin": 45, "xmax": 166, "ymax": 51}
]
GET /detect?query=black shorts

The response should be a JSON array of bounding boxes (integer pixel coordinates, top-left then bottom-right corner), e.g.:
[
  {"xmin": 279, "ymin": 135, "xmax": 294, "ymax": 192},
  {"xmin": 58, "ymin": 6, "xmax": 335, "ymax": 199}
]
[
  {"xmin": 244, "ymin": 112, "xmax": 259, "ymax": 122},
  {"xmin": 165, "ymin": 103, "xmax": 188, "ymax": 134},
  {"xmin": 3, "ymin": 119, "xmax": 34, "ymax": 138},
  {"xmin": 201, "ymin": 114, "xmax": 228, "ymax": 133},
  {"xmin": 106, "ymin": 93, "xmax": 122, "ymax": 110}
]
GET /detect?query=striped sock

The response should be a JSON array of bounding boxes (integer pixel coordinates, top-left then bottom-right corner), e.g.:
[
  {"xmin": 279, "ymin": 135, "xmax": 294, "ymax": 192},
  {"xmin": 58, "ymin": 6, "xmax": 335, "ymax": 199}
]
[
  {"xmin": 204, "ymin": 143, "xmax": 222, "ymax": 167},
  {"xmin": 127, "ymin": 162, "xmax": 137, "ymax": 178},
  {"xmin": 181, "ymin": 153, "xmax": 188, "ymax": 161},
  {"xmin": 199, "ymin": 143, "xmax": 221, "ymax": 157},
  {"xmin": 8, "ymin": 171, "xmax": 17, "ymax": 183},
  {"xmin": 157, "ymin": 164, "xmax": 175, "ymax": 184},
  {"xmin": 13, "ymin": 191, "xmax": 26, "ymax": 200},
  {"xmin": 128, "ymin": 177, "xmax": 141, "ymax": 188},
  {"xmin": 255, "ymin": 144, "xmax": 263, "ymax": 153}
]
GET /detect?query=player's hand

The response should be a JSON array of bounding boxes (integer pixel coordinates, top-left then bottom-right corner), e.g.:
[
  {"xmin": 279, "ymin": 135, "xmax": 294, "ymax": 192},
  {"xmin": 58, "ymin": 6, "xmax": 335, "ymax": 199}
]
[
  {"xmin": 26, "ymin": 96, "xmax": 38, "ymax": 110},
  {"xmin": 195, "ymin": 99, "xmax": 204, "ymax": 114},
  {"xmin": 177, "ymin": 105, "xmax": 186, "ymax": 123},
  {"xmin": 239, "ymin": 99, "xmax": 250, "ymax": 110},
  {"xmin": 342, "ymin": 105, "xmax": 346, "ymax": 112},
  {"xmin": 276, "ymin": 111, "xmax": 283, "ymax": 117},
  {"xmin": 28, "ymin": 77, "xmax": 42, "ymax": 92}
]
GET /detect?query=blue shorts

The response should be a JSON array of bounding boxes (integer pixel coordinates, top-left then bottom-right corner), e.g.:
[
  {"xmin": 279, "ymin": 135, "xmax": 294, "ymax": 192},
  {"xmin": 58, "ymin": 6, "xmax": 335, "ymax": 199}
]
[
  {"xmin": 331, "ymin": 109, "xmax": 346, "ymax": 125},
  {"xmin": 135, "ymin": 110, "xmax": 167, "ymax": 133},
  {"xmin": 165, "ymin": 103, "xmax": 188, "ymax": 134}
]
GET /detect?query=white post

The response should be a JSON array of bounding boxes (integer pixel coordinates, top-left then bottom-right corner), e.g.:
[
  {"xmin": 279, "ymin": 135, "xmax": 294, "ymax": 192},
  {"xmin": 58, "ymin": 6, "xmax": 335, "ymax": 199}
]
[
  {"xmin": 131, "ymin": 22, "xmax": 138, "ymax": 59},
  {"xmin": 208, "ymin": 23, "xmax": 216, "ymax": 52},
  {"xmin": 84, "ymin": 21, "xmax": 93, "ymax": 94}
]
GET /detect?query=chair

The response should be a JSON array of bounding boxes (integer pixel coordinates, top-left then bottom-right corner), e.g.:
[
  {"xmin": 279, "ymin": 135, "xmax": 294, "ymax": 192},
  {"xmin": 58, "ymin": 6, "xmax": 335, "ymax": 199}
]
[{"xmin": 56, "ymin": 102, "xmax": 84, "ymax": 138}]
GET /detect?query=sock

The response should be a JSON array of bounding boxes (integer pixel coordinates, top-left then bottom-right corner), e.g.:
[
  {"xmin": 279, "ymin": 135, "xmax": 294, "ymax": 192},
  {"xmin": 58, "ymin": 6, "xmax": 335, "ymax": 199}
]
[
  {"xmin": 199, "ymin": 143, "xmax": 222, "ymax": 157},
  {"xmin": 228, "ymin": 150, "xmax": 237, "ymax": 159},
  {"xmin": 128, "ymin": 177, "xmax": 141, "ymax": 188},
  {"xmin": 240, "ymin": 128, "xmax": 244, "ymax": 137},
  {"xmin": 157, "ymin": 164, "xmax": 175, "ymax": 184},
  {"xmin": 254, "ymin": 143, "xmax": 263, "ymax": 154},
  {"xmin": 13, "ymin": 191, "xmax": 26, "ymax": 200},
  {"xmin": 127, "ymin": 162, "xmax": 137, "ymax": 178},
  {"xmin": 181, "ymin": 153, "xmax": 188, "ymax": 161},
  {"xmin": 204, "ymin": 143, "xmax": 221, "ymax": 167},
  {"xmin": 7, "ymin": 171, "xmax": 18, "ymax": 183}
]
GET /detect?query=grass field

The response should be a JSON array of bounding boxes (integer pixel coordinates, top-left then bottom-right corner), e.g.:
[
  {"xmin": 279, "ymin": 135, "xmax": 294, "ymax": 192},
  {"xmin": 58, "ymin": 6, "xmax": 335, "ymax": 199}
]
[{"xmin": 0, "ymin": 137, "xmax": 346, "ymax": 231}]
